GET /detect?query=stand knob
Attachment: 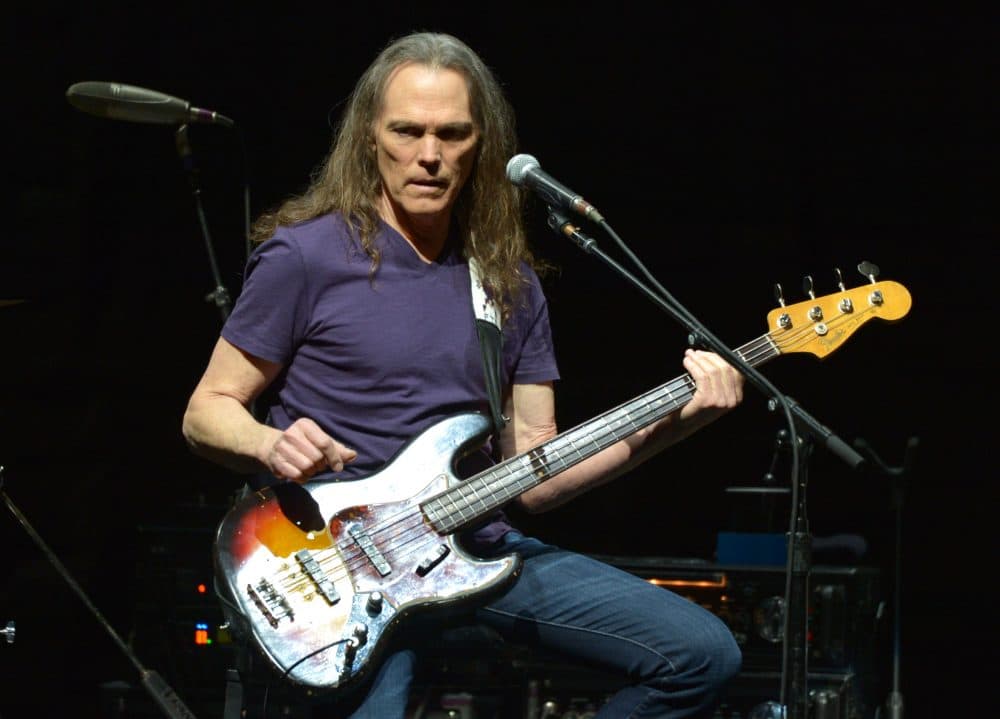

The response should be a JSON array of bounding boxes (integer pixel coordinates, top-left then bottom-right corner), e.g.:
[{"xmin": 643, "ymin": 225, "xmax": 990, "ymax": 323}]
[
  {"xmin": 756, "ymin": 596, "xmax": 785, "ymax": 643},
  {"xmin": 2, "ymin": 620, "xmax": 14, "ymax": 644},
  {"xmin": 749, "ymin": 701, "xmax": 786, "ymax": 718}
]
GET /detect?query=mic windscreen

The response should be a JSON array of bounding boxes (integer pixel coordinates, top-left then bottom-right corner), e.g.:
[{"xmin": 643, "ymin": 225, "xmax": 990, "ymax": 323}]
[
  {"xmin": 66, "ymin": 81, "xmax": 190, "ymax": 124},
  {"xmin": 505, "ymin": 154, "xmax": 540, "ymax": 185}
]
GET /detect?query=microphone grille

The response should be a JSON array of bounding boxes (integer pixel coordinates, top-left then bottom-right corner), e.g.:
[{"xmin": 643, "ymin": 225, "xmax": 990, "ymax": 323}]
[
  {"xmin": 505, "ymin": 154, "xmax": 539, "ymax": 185},
  {"xmin": 66, "ymin": 81, "xmax": 114, "ymax": 116}
]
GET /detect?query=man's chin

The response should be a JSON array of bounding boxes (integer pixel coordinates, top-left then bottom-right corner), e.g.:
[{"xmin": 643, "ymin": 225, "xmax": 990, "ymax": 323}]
[{"xmin": 401, "ymin": 197, "xmax": 452, "ymax": 218}]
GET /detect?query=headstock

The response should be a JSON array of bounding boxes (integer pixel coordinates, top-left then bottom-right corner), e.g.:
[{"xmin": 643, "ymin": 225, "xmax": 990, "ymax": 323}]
[{"xmin": 767, "ymin": 261, "xmax": 912, "ymax": 359}]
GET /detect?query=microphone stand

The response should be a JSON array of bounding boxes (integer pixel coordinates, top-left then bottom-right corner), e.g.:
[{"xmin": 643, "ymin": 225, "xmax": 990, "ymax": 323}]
[
  {"xmin": 175, "ymin": 125, "xmax": 232, "ymax": 321},
  {"xmin": 0, "ymin": 467, "xmax": 199, "ymax": 719},
  {"xmin": 854, "ymin": 436, "xmax": 917, "ymax": 719},
  {"xmin": 545, "ymin": 207, "xmax": 866, "ymax": 719}
]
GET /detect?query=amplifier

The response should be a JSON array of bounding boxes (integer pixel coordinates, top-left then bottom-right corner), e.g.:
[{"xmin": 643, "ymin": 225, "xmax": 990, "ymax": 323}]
[
  {"xmin": 591, "ymin": 555, "xmax": 885, "ymax": 719},
  {"xmin": 590, "ymin": 555, "xmax": 884, "ymax": 674}
]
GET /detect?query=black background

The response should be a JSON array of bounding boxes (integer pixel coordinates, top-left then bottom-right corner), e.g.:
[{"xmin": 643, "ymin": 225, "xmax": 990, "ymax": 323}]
[{"xmin": 2, "ymin": 5, "xmax": 995, "ymax": 717}]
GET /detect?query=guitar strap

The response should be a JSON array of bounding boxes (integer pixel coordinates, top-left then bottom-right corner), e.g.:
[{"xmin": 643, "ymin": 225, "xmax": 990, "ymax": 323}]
[{"xmin": 469, "ymin": 257, "xmax": 508, "ymax": 437}]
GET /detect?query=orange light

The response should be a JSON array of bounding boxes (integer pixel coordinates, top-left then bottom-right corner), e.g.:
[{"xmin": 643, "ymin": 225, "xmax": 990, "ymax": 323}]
[
  {"xmin": 197, "ymin": 583, "xmax": 207, "ymax": 594},
  {"xmin": 647, "ymin": 575, "xmax": 728, "ymax": 589},
  {"xmin": 195, "ymin": 622, "xmax": 213, "ymax": 645}
]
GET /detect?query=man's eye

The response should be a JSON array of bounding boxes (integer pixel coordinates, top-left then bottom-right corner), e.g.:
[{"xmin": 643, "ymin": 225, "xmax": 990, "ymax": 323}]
[{"xmin": 438, "ymin": 128, "xmax": 472, "ymax": 142}]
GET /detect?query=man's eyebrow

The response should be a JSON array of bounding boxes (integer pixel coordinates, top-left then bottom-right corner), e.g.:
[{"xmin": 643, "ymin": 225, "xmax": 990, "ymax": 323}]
[{"xmin": 384, "ymin": 119, "xmax": 474, "ymax": 131}]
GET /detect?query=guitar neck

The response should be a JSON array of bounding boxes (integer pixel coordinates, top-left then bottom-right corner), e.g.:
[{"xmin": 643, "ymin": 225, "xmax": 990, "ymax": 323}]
[{"xmin": 422, "ymin": 332, "xmax": 780, "ymax": 534}]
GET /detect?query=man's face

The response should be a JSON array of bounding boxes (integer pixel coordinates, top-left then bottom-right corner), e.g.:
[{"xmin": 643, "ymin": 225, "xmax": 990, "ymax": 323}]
[{"xmin": 373, "ymin": 63, "xmax": 479, "ymax": 230}]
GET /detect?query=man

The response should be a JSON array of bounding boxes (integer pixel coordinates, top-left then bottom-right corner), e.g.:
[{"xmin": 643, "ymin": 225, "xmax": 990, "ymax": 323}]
[{"xmin": 183, "ymin": 31, "xmax": 744, "ymax": 718}]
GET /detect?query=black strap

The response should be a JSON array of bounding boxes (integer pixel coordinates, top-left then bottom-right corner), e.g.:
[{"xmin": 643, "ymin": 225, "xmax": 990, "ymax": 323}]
[
  {"xmin": 475, "ymin": 317, "xmax": 507, "ymax": 437},
  {"xmin": 469, "ymin": 258, "xmax": 507, "ymax": 437}
]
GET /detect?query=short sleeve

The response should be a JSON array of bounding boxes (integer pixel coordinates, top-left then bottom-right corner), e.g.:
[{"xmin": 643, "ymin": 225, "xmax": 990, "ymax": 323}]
[
  {"xmin": 507, "ymin": 268, "xmax": 560, "ymax": 385},
  {"xmin": 221, "ymin": 229, "xmax": 311, "ymax": 364}
]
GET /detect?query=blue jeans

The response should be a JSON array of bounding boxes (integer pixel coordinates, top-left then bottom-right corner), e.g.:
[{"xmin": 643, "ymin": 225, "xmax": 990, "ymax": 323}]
[{"xmin": 326, "ymin": 531, "xmax": 741, "ymax": 718}]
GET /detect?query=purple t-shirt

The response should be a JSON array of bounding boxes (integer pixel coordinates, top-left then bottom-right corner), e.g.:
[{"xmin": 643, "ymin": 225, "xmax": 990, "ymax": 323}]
[{"xmin": 221, "ymin": 213, "xmax": 560, "ymax": 542}]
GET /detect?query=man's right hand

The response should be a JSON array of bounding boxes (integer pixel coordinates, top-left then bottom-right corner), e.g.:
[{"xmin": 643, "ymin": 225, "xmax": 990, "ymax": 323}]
[{"xmin": 265, "ymin": 417, "xmax": 357, "ymax": 482}]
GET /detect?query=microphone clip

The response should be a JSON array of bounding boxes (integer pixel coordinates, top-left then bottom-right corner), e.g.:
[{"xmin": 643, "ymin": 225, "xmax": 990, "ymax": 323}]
[{"xmin": 546, "ymin": 206, "xmax": 599, "ymax": 254}]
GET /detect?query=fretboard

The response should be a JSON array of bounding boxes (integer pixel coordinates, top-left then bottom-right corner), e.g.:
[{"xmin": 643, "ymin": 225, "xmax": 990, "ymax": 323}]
[{"xmin": 422, "ymin": 332, "xmax": 780, "ymax": 534}]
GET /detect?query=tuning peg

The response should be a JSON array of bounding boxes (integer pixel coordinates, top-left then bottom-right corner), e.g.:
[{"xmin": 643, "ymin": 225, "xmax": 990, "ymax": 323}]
[
  {"xmin": 833, "ymin": 267, "xmax": 854, "ymax": 312},
  {"xmin": 834, "ymin": 267, "xmax": 846, "ymax": 291},
  {"xmin": 854, "ymin": 260, "xmax": 887, "ymax": 306},
  {"xmin": 857, "ymin": 260, "xmax": 880, "ymax": 284},
  {"xmin": 772, "ymin": 283, "xmax": 791, "ymax": 329},
  {"xmin": 798, "ymin": 275, "xmax": 825, "ymax": 322}
]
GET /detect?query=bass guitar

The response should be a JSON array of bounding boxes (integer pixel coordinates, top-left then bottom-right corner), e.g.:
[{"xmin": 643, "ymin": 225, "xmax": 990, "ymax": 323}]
[{"xmin": 213, "ymin": 270, "xmax": 911, "ymax": 692}]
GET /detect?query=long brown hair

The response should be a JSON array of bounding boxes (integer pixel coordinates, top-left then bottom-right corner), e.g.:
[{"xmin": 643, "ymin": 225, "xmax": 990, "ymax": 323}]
[{"xmin": 250, "ymin": 31, "xmax": 545, "ymax": 319}]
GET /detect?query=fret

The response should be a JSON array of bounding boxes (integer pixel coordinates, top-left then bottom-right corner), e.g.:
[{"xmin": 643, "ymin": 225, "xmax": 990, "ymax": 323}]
[
  {"xmin": 456, "ymin": 481, "xmax": 488, "ymax": 514},
  {"xmin": 478, "ymin": 459, "xmax": 518, "ymax": 499},
  {"xmin": 608, "ymin": 407, "xmax": 633, "ymax": 438},
  {"xmin": 441, "ymin": 492, "xmax": 472, "ymax": 525},
  {"xmin": 559, "ymin": 432, "xmax": 587, "ymax": 469},
  {"xmin": 489, "ymin": 459, "xmax": 528, "ymax": 505}
]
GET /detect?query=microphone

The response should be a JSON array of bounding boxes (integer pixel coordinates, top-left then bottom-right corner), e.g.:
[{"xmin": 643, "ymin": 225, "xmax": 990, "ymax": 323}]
[
  {"xmin": 66, "ymin": 81, "xmax": 234, "ymax": 128},
  {"xmin": 506, "ymin": 154, "xmax": 604, "ymax": 223}
]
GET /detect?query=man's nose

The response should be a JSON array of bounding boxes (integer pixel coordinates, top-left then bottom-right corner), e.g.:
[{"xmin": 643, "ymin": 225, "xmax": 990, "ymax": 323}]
[{"xmin": 417, "ymin": 135, "xmax": 442, "ymax": 164}]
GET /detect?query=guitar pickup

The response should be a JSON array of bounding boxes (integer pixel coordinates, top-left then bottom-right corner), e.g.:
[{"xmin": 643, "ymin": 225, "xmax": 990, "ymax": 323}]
[
  {"xmin": 349, "ymin": 525, "xmax": 392, "ymax": 577},
  {"xmin": 247, "ymin": 579, "xmax": 293, "ymax": 628},
  {"xmin": 415, "ymin": 544, "xmax": 450, "ymax": 576},
  {"xmin": 295, "ymin": 549, "xmax": 340, "ymax": 605}
]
